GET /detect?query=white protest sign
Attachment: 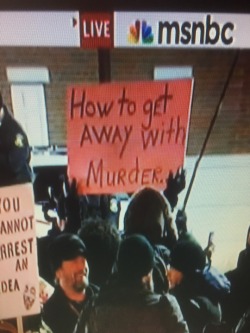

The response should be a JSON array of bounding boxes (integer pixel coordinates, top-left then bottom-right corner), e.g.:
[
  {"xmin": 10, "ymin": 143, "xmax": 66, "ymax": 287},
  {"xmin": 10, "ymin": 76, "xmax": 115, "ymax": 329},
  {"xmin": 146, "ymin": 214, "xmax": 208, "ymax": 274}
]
[{"xmin": 0, "ymin": 183, "xmax": 40, "ymax": 320}]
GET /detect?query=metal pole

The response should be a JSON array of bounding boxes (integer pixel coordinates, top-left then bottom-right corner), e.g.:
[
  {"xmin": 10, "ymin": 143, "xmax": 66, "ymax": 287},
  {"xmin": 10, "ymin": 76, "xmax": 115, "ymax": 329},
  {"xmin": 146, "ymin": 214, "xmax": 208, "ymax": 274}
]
[{"xmin": 182, "ymin": 50, "xmax": 240, "ymax": 211}]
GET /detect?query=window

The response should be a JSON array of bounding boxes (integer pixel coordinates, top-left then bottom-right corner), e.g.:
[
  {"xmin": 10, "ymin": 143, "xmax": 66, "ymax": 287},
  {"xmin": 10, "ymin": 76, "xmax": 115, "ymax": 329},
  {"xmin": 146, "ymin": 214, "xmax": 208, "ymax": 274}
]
[
  {"xmin": 7, "ymin": 67, "xmax": 50, "ymax": 147},
  {"xmin": 154, "ymin": 66, "xmax": 193, "ymax": 80}
]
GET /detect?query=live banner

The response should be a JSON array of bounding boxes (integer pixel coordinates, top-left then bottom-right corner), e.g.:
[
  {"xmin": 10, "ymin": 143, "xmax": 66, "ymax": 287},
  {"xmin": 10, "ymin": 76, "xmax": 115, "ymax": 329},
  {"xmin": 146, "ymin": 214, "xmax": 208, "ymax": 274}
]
[
  {"xmin": 67, "ymin": 79, "xmax": 193, "ymax": 194},
  {"xmin": 0, "ymin": 183, "xmax": 40, "ymax": 320}
]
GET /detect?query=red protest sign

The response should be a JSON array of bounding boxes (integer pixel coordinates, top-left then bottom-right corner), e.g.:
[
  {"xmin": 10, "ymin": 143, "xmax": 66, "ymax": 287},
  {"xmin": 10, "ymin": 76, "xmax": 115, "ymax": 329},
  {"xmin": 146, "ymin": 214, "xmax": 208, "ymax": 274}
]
[{"xmin": 67, "ymin": 80, "xmax": 193, "ymax": 194}]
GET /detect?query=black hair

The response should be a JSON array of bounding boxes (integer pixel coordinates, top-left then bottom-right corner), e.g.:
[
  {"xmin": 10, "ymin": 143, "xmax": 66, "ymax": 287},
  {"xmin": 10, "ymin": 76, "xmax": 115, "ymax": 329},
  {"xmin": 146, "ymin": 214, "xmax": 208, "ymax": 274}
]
[
  {"xmin": 78, "ymin": 217, "xmax": 121, "ymax": 286},
  {"xmin": 124, "ymin": 187, "xmax": 176, "ymax": 248}
]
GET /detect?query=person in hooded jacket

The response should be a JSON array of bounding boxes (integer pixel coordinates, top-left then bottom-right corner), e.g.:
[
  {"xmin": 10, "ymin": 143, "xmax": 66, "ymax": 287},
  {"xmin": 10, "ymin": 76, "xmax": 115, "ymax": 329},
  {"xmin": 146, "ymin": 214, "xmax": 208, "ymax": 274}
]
[
  {"xmin": 123, "ymin": 169, "xmax": 187, "ymax": 294},
  {"xmin": 123, "ymin": 186, "xmax": 177, "ymax": 293},
  {"xmin": 167, "ymin": 238, "xmax": 230, "ymax": 333}
]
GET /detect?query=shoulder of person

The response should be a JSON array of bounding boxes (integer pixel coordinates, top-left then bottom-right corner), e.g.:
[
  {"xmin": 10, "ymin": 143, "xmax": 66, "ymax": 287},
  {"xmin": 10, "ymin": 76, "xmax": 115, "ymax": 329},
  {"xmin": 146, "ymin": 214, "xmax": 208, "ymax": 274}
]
[
  {"xmin": 201, "ymin": 265, "xmax": 231, "ymax": 295},
  {"xmin": 159, "ymin": 293, "xmax": 181, "ymax": 308},
  {"xmin": 158, "ymin": 293, "xmax": 190, "ymax": 332}
]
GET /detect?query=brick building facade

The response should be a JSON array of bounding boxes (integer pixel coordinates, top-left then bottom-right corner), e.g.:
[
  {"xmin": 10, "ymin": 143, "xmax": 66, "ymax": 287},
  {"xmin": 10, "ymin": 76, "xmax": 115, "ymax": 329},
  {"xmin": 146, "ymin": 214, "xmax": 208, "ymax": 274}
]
[{"xmin": 0, "ymin": 47, "xmax": 249, "ymax": 156}]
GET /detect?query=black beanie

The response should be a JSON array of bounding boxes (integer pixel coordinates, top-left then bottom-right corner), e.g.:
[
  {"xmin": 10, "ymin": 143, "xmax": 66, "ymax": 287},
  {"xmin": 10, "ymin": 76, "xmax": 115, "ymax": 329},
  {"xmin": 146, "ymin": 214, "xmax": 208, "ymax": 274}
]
[
  {"xmin": 117, "ymin": 234, "xmax": 155, "ymax": 282},
  {"xmin": 49, "ymin": 233, "xmax": 87, "ymax": 273},
  {"xmin": 170, "ymin": 240, "xmax": 206, "ymax": 275}
]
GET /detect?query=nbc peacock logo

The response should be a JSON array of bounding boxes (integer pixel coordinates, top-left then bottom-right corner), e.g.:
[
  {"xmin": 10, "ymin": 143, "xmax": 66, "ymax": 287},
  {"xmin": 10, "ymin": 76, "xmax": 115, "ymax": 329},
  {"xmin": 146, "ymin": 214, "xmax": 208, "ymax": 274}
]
[{"xmin": 128, "ymin": 20, "xmax": 154, "ymax": 44}]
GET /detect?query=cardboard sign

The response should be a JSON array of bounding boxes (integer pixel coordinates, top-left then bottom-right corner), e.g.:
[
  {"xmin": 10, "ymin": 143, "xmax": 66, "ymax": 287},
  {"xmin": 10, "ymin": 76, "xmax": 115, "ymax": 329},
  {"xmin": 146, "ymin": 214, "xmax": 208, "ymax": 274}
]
[
  {"xmin": 67, "ymin": 80, "xmax": 193, "ymax": 194},
  {"xmin": 0, "ymin": 184, "xmax": 40, "ymax": 320}
]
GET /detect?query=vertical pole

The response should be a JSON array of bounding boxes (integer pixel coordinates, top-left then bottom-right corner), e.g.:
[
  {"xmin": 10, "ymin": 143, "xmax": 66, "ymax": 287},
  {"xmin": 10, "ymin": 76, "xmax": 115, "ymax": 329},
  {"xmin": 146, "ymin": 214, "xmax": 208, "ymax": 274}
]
[
  {"xmin": 98, "ymin": 49, "xmax": 111, "ymax": 83},
  {"xmin": 182, "ymin": 50, "xmax": 240, "ymax": 211}
]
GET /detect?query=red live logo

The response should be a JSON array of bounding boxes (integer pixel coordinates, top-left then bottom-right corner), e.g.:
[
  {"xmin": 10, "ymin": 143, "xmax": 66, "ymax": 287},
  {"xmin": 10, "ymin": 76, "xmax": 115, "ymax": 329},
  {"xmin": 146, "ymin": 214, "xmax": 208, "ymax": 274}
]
[{"xmin": 80, "ymin": 13, "xmax": 113, "ymax": 48}]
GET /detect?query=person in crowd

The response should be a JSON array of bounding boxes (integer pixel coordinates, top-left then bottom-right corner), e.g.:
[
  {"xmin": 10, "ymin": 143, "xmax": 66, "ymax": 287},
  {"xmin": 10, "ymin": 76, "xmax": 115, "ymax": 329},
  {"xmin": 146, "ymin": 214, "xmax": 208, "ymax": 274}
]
[
  {"xmin": 124, "ymin": 167, "xmax": 186, "ymax": 249},
  {"xmin": 75, "ymin": 234, "xmax": 189, "ymax": 333},
  {"xmin": 123, "ymin": 186, "xmax": 177, "ymax": 292},
  {"xmin": 223, "ymin": 226, "xmax": 250, "ymax": 328},
  {"xmin": 0, "ymin": 92, "xmax": 32, "ymax": 186},
  {"xmin": 167, "ymin": 239, "xmax": 230, "ymax": 333},
  {"xmin": 124, "ymin": 186, "xmax": 177, "ymax": 249},
  {"xmin": 78, "ymin": 217, "xmax": 121, "ymax": 287},
  {"xmin": 42, "ymin": 233, "xmax": 99, "ymax": 333}
]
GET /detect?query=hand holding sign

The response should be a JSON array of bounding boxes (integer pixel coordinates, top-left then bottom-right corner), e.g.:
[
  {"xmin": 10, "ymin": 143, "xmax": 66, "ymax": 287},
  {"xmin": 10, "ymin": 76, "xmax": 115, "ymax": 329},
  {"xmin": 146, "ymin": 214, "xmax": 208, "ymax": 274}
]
[{"xmin": 163, "ymin": 168, "xmax": 186, "ymax": 210}]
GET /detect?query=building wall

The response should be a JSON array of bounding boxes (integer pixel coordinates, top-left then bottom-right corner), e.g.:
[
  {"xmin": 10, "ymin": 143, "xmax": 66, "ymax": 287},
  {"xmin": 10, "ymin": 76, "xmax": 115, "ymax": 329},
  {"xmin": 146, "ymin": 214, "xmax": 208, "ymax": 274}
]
[
  {"xmin": 0, "ymin": 47, "xmax": 98, "ymax": 144},
  {"xmin": 1, "ymin": 47, "xmax": 248, "ymax": 272},
  {"xmin": 111, "ymin": 48, "xmax": 250, "ymax": 155},
  {"xmin": 0, "ymin": 47, "xmax": 249, "ymax": 155}
]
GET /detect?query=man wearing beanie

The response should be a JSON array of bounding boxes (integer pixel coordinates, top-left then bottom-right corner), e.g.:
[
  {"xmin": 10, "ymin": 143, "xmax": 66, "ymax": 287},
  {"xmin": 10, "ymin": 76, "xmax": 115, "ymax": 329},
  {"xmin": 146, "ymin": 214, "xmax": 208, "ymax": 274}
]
[
  {"xmin": 167, "ymin": 239, "xmax": 228, "ymax": 333},
  {"xmin": 42, "ymin": 233, "xmax": 98, "ymax": 333},
  {"xmin": 79, "ymin": 234, "xmax": 189, "ymax": 333}
]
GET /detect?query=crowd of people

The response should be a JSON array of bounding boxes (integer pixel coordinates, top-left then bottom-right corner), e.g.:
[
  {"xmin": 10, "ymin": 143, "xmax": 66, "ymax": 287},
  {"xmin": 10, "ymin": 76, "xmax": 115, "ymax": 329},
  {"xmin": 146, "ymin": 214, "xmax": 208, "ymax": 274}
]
[
  {"xmin": 35, "ymin": 183, "xmax": 250, "ymax": 333},
  {"xmin": 1, "ymin": 92, "xmax": 250, "ymax": 333}
]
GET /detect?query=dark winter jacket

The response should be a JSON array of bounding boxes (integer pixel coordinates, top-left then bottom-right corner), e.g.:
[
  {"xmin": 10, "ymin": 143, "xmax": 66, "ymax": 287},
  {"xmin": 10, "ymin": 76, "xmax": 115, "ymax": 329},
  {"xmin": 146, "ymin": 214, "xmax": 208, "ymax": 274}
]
[
  {"xmin": 223, "ymin": 246, "xmax": 250, "ymax": 327},
  {"xmin": 84, "ymin": 279, "xmax": 189, "ymax": 333},
  {"xmin": 0, "ymin": 105, "xmax": 32, "ymax": 186},
  {"xmin": 42, "ymin": 284, "xmax": 98, "ymax": 333},
  {"xmin": 170, "ymin": 267, "xmax": 230, "ymax": 333}
]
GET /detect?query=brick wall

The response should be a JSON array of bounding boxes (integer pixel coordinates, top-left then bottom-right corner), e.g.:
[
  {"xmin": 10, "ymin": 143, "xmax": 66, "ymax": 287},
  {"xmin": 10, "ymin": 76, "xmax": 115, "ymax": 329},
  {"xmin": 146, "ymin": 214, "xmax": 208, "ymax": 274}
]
[
  {"xmin": 0, "ymin": 47, "xmax": 249, "ymax": 155},
  {"xmin": 111, "ymin": 49, "xmax": 250, "ymax": 155},
  {"xmin": 0, "ymin": 47, "xmax": 98, "ymax": 144}
]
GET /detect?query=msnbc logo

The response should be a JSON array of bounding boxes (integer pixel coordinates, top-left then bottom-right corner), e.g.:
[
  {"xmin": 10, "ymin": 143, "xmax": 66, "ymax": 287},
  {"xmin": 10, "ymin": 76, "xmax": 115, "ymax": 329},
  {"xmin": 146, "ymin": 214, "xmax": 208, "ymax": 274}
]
[{"xmin": 128, "ymin": 20, "xmax": 154, "ymax": 44}]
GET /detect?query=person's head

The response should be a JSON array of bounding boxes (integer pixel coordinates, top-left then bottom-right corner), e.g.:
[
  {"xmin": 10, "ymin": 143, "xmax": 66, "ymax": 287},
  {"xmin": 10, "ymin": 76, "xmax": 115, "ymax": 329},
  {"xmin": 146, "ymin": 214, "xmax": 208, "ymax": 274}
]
[
  {"xmin": 49, "ymin": 233, "xmax": 89, "ymax": 299},
  {"xmin": 124, "ymin": 187, "xmax": 173, "ymax": 245},
  {"xmin": 117, "ymin": 234, "xmax": 155, "ymax": 290},
  {"xmin": 78, "ymin": 217, "xmax": 121, "ymax": 286},
  {"xmin": 167, "ymin": 240, "xmax": 206, "ymax": 288}
]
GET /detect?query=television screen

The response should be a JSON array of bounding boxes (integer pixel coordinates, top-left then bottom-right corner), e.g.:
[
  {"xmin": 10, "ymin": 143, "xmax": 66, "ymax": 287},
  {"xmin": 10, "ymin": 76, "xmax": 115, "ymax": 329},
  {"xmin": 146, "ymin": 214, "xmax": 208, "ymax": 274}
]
[{"xmin": 0, "ymin": 1, "xmax": 249, "ymax": 332}]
